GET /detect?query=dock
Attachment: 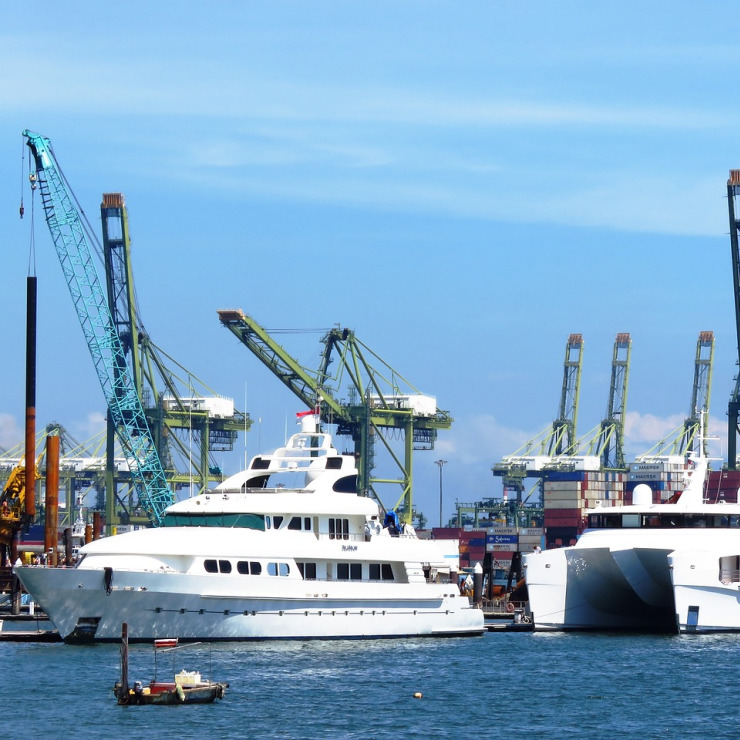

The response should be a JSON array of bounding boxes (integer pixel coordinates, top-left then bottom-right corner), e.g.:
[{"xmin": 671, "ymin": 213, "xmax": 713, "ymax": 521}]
[{"xmin": 0, "ymin": 611, "xmax": 61, "ymax": 642}]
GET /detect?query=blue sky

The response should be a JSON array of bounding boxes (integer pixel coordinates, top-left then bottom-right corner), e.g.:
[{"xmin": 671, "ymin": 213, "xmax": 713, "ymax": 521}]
[{"xmin": 1, "ymin": 2, "xmax": 739, "ymax": 523}]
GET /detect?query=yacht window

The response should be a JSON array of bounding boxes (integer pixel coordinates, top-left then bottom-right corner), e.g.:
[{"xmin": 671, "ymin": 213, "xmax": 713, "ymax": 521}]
[
  {"xmin": 329, "ymin": 518, "xmax": 349, "ymax": 540},
  {"xmin": 304, "ymin": 517, "xmax": 311, "ymax": 531},
  {"xmin": 326, "ymin": 457, "xmax": 342, "ymax": 470},
  {"xmin": 369, "ymin": 563, "xmax": 380, "ymax": 580},
  {"xmin": 218, "ymin": 559, "xmax": 232, "ymax": 573},
  {"xmin": 720, "ymin": 556, "xmax": 740, "ymax": 584},
  {"xmin": 204, "ymin": 559, "xmax": 218, "ymax": 573},
  {"xmin": 381, "ymin": 564, "xmax": 394, "ymax": 580},
  {"xmin": 164, "ymin": 513, "xmax": 266, "ymax": 530},
  {"xmin": 333, "ymin": 475, "xmax": 358, "ymax": 494},
  {"xmin": 297, "ymin": 562, "xmax": 317, "ymax": 580},
  {"xmin": 337, "ymin": 562, "xmax": 362, "ymax": 580},
  {"xmin": 238, "ymin": 561, "xmax": 262, "ymax": 575},
  {"xmin": 288, "ymin": 517, "xmax": 302, "ymax": 530},
  {"xmin": 273, "ymin": 516, "xmax": 284, "ymax": 529},
  {"xmin": 267, "ymin": 562, "xmax": 290, "ymax": 576},
  {"xmin": 622, "ymin": 514, "xmax": 640, "ymax": 528}
]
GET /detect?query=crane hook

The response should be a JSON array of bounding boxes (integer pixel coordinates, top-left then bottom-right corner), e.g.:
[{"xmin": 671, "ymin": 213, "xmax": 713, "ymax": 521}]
[
  {"xmin": 29, "ymin": 173, "xmax": 37, "ymax": 190},
  {"xmin": 19, "ymin": 198, "xmax": 24, "ymax": 219}
]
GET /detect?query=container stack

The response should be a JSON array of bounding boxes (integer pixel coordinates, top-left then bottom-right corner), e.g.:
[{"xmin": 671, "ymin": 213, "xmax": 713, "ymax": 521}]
[
  {"xmin": 705, "ymin": 470, "xmax": 740, "ymax": 503},
  {"xmin": 624, "ymin": 459, "xmax": 689, "ymax": 504},
  {"xmin": 458, "ymin": 529, "xmax": 487, "ymax": 570},
  {"xmin": 543, "ymin": 470, "xmax": 626, "ymax": 548}
]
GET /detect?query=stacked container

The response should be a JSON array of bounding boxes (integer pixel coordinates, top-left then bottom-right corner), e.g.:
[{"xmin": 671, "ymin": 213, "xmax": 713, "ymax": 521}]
[{"xmin": 543, "ymin": 470, "xmax": 626, "ymax": 548}]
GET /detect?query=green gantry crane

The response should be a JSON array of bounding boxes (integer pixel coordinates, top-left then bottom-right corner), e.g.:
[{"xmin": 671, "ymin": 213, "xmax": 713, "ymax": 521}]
[
  {"xmin": 586, "ymin": 333, "xmax": 631, "ymax": 470},
  {"xmin": 218, "ymin": 309, "xmax": 452, "ymax": 523},
  {"xmin": 637, "ymin": 331, "xmax": 714, "ymax": 460},
  {"xmin": 100, "ymin": 193, "xmax": 250, "ymax": 523},
  {"xmin": 492, "ymin": 333, "xmax": 584, "ymax": 499}
]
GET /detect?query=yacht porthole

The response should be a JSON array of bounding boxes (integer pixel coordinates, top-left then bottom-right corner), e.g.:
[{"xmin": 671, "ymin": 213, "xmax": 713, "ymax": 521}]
[
  {"xmin": 180, "ymin": 608, "xmax": 186, "ymax": 614},
  {"xmin": 545, "ymin": 564, "xmax": 551, "ymax": 569},
  {"xmin": 199, "ymin": 609, "xmax": 205, "ymax": 615},
  {"xmin": 279, "ymin": 610, "xmax": 284, "ymax": 616},
  {"xmin": 224, "ymin": 609, "xmax": 230, "ymax": 615},
  {"xmin": 243, "ymin": 610, "xmax": 249, "ymax": 616}
]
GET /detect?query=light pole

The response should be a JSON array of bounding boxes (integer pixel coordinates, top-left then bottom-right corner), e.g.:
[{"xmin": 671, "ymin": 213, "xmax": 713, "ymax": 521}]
[{"xmin": 435, "ymin": 460, "xmax": 447, "ymax": 527}]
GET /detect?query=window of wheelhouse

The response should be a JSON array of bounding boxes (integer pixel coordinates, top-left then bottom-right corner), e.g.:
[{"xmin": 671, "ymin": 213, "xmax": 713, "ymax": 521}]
[
  {"xmin": 288, "ymin": 516, "xmax": 312, "ymax": 531},
  {"xmin": 329, "ymin": 518, "xmax": 349, "ymax": 540}
]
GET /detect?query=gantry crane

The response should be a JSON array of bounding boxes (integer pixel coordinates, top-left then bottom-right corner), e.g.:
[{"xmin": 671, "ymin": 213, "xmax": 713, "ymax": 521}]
[
  {"xmin": 492, "ymin": 333, "xmax": 584, "ymax": 499},
  {"xmin": 100, "ymin": 193, "xmax": 249, "ymax": 520},
  {"xmin": 587, "ymin": 333, "xmax": 631, "ymax": 470},
  {"xmin": 218, "ymin": 309, "xmax": 451, "ymax": 523},
  {"xmin": 637, "ymin": 331, "xmax": 714, "ymax": 460},
  {"xmin": 728, "ymin": 169, "xmax": 740, "ymax": 469},
  {"xmin": 23, "ymin": 131, "xmax": 173, "ymax": 526}
]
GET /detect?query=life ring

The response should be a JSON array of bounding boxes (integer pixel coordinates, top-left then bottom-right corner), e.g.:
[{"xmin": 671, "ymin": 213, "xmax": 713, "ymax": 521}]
[{"xmin": 505, "ymin": 602, "xmax": 515, "ymax": 613}]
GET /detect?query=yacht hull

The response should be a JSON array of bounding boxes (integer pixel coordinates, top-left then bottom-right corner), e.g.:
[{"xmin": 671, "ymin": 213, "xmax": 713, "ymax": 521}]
[
  {"xmin": 17, "ymin": 566, "xmax": 484, "ymax": 642},
  {"xmin": 525, "ymin": 546, "xmax": 675, "ymax": 631}
]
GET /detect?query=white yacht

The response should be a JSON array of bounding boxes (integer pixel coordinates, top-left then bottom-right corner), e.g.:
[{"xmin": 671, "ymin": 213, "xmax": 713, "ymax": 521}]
[
  {"xmin": 524, "ymin": 433, "xmax": 740, "ymax": 633},
  {"xmin": 17, "ymin": 415, "xmax": 483, "ymax": 642}
]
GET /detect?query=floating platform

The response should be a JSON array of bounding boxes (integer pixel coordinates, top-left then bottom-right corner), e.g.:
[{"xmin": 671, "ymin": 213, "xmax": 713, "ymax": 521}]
[{"xmin": 485, "ymin": 621, "xmax": 533, "ymax": 632}]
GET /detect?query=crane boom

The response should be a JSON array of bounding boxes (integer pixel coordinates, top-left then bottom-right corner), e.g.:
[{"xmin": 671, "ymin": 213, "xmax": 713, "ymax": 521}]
[
  {"xmin": 23, "ymin": 130, "xmax": 173, "ymax": 526},
  {"xmin": 218, "ymin": 308, "xmax": 451, "ymax": 522}
]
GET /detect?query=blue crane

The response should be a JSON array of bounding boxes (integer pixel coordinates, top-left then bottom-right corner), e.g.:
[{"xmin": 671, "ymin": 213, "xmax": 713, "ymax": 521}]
[{"xmin": 23, "ymin": 130, "xmax": 173, "ymax": 526}]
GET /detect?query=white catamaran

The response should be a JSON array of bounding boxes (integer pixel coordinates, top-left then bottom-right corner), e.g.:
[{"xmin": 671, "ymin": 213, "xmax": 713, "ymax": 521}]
[
  {"xmin": 18, "ymin": 415, "xmax": 483, "ymax": 642},
  {"xmin": 524, "ymin": 418, "xmax": 740, "ymax": 633}
]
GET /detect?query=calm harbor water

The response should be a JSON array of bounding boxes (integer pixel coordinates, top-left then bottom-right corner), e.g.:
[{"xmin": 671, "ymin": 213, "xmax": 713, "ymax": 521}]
[{"xmin": 1, "ymin": 625, "xmax": 736, "ymax": 739}]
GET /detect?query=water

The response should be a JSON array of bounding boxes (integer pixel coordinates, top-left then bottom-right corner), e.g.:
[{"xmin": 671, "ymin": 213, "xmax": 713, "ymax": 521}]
[{"xmin": 1, "ymin": 628, "xmax": 737, "ymax": 739}]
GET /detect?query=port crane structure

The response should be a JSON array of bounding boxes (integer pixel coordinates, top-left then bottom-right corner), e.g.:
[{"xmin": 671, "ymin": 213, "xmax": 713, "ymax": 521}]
[
  {"xmin": 636, "ymin": 330, "xmax": 714, "ymax": 460},
  {"xmin": 100, "ymin": 193, "xmax": 249, "ymax": 516},
  {"xmin": 23, "ymin": 130, "xmax": 173, "ymax": 526},
  {"xmin": 218, "ymin": 309, "xmax": 451, "ymax": 523},
  {"xmin": 727, "ymin": 169, "xmax": 740, "ymax": 469},
  {"xmin": 492, "ymin": 333, "xmax": 584, "ymax": 503}
]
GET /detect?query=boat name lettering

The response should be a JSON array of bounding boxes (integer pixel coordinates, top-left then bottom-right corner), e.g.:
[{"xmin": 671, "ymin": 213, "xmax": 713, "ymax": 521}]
[{"xmin": 342, "ymin": 545, "xmax": 358, "ymax": 552}]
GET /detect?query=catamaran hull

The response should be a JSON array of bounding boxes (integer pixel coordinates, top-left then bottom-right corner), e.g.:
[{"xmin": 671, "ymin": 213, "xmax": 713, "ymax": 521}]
[
  {"xmin": 17, "ymin": 566, "xmax": 484, "ymax": 642},
  {"xmin": 524, "ymin": 546, "xmax": 676, "ymax": 631}
]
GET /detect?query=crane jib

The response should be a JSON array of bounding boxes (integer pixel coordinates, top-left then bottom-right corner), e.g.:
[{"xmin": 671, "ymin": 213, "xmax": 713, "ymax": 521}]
[{"xmin": 22, "ymin": 130, "xmax": 173, "ymax": 527}]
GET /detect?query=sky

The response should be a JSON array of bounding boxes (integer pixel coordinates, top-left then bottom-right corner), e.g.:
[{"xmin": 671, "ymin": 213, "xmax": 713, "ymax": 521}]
[{"xmin": 1, "ymin": 2, "xmax": 740, "ymax": 524}]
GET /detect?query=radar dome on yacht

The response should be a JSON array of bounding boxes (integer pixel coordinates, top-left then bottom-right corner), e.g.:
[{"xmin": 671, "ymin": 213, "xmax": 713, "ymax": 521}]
[{"xmin": 632, "ymin": 484, "xmax": 653, "ymax": 507}]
